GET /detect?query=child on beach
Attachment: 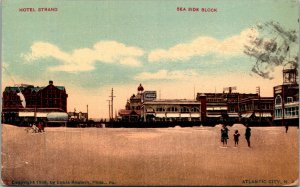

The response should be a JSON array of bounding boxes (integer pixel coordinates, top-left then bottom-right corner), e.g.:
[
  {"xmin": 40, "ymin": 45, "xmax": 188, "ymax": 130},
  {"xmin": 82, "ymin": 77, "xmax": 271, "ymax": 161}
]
[{"xmin": 233, "ymin": 130, "xmax": 240, "ymax": 146}]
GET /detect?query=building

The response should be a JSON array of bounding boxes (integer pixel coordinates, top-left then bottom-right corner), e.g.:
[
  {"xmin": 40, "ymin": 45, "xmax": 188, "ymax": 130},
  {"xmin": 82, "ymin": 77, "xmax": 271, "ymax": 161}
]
[
  {"xmin": 119, "ymin": 84, "xmax": 276, "ymax": 126},
  {"xmin": 68, "ymin": 111, "xmax": 88, "ymax": 122},
  {"xmin": 196, "ymin": 89, "xmax": 273, "ymax": 125},
  {"xmin": 2, "ymin": 80, "xmax": 68, "ymax": 125},
  {"xmin": 118, "ymin": 84, "xmax": 201, "ymax": 122},
  {"xmin": 239, "ymin": 96, "xmax": 273, "ymax": 125},
  {"xmin": 197, "ymin": 93, "xmax": 228, "ymax": 124},
  {"xmin": 118, "ymin": 84, "xmax": 144, "ymax": 122},
  {"xmin": 273, "ymin": 67, "xmax": 299, "ymax": 125},
  {"xmin": 143, "ymin": 99, "xmax": 201, "ymax": 122}
]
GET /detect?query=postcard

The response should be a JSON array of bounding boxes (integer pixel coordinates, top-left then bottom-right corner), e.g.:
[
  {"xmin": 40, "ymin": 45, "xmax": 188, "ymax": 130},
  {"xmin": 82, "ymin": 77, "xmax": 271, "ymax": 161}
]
[{"xmin": 1, "ymin": 0, "xmax": 299, "ymax": 186}]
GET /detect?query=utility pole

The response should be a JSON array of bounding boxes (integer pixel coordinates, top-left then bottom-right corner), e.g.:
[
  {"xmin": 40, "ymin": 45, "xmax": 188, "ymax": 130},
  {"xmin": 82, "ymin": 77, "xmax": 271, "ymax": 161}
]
[
  {"xmin": 109, "ymin": 88, "xmax": 116, "ymax": 120},
  {"xmin": 282, "ymin": 85, "xmax": 285, "ymax": 128},
  {"xmin": 193, "ymin": 85, "xmax": 195, "ymax": 100},
  {"xmin": 107, "ymin": 100, "xmax": 111, "ymax": 120},
  {"xmin": 159, "ymin": 89, "xmax": 161, "ymax": 100},
  {"xmin": 87, "ymin": 105, "xmax": 89, "ymax": 121},
  {"xmin": 256, "ymin": 86, "xmax": 261, "ymax": 124}
]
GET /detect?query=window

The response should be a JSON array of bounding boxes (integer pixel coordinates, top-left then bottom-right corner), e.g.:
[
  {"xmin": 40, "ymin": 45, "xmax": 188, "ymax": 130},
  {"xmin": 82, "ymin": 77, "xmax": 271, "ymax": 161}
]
[
  {"xmin": 191, "ymin": 107, "xmax": 199, "ymax": 112},
  {"xmin": 49, "ymin": 100, "xmax": 54, "ymax": 107},
  {"xmin": 285, "ymin": 108, "xmax": 291, "ymax": 116},
  {"xmin": 156, "ymin": 107, "xmax": 165, "ymax": 112},
  {"xmin": 167, "ymin": 107, "xmax": 178, "ymax": 112},
  {"xmin": 229, "ymin": 106, "xmax": 235, "ymax": 112},
  {"xmin": 181, "ymin": 107, "xmax": 190, "ymax": 112},
  {"xmin": 285, "ymin": 107, "xmax": 299, "ymax": 117},
  {"xmin": 287, "ymin": 97, "xmax": 293, "ymax": 103},
  {"xmin": 275, "ymin": 95, "xmax": 282, "ymax": 105},
  {"xmin": 275, "ymin": 109, "xmax": 282, "ymax": 118}
]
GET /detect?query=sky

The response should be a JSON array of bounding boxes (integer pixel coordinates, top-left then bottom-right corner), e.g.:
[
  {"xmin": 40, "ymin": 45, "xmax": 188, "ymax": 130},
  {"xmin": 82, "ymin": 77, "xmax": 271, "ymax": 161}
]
[{"xmin": 2, "ymin": 0, "xmax": 299, "ymax": 118}]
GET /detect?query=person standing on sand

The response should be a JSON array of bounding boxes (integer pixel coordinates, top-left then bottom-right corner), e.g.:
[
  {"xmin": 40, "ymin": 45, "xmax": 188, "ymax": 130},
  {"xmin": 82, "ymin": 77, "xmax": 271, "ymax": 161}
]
[
  {"xmin": 233, "ymin": 130, "xmax": 240, "ymax": 147},
  {"xmin": 245, "ymin": 125, "xmax": 251, "ymax": 147},
  {"xmin": 221, "ymin": 125, "xmax": 229, "ymax": 146},
  {"xmin": 38, "ymin": 122, "xmax": 42, "ymax": 133},
  {"xmin": 32, "ymin": 123, "xmax": 38, "ymax": 133}
]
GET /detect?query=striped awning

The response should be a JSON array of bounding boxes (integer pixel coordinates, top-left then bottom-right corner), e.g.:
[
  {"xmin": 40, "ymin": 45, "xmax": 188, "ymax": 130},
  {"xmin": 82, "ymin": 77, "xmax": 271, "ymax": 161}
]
[
  {"xmin": 19, "ymin": 112, "xmax": 34, "ymax": 117},
  {"xmin": 155, "ymin": 113, "xmax": 166, "ymax": 118},
  {"xmin": 180, "ymin": 113, "xmax": 190, "ymax": 118},
  {"xmin": 228, "ymin": 113, "xmax": 239, "ymax": 117},
  {"xmin": 207, "ymin": 106, "xmax": 227, "ymax": 111},
  {"xmin": 36, "ymin": 113, "xmax": 48, "ymax": 117},
  {"xmin": 255, "ymin": 112, "xmax": 272, "ymax": 117},
  {"xmin": 241, "ymin": 113, "xmax": 252, "ymax": 118},
  {"xmin": 191, "ymin": 113, "xmax": 200, "ymax": 117},
  {"xmin": 47, "ymin": 112, "xmax": 68, "ymax": 122},
  {"xmin": 166, "ymin": 113, "xmax": 180, "ymax": 118},
  {"xmin": 207, "ymin": 114, "xmax": 221, "ymax": 118}
]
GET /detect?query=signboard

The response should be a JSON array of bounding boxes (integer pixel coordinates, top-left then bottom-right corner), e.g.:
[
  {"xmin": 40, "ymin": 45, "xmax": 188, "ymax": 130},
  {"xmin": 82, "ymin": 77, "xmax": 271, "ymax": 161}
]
[{"xmin": 143, "ymin": 91, "xmax": 157, "ymax": 101}]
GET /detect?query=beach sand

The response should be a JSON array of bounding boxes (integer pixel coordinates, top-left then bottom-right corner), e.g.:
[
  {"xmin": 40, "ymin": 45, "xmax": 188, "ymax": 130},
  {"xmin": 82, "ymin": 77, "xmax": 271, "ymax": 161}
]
[{"xmin": 1, "ymin": 124, "xmax": 298, "ymax": 186}]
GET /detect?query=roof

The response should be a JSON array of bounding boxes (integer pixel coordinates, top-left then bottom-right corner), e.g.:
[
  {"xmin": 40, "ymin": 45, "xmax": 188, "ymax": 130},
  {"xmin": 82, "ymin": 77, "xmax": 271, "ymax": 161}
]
[
  {"xmin": 56, "ymin": 86, "xmax": 65, "ymax": 91},
  {"xmin": 144, "ymin": 99, "xmax": 200, "ymax": 105},
  {"xmin": 4, "ymin": 87, "xmax": 25, "ymax": 92},
  {"xmin": 118, "ymin": 109, "xmax": 142, "ymax": 116},
  {"xmin": 4, "ymin": 85, "xmax": 65, "ymax": 93}
]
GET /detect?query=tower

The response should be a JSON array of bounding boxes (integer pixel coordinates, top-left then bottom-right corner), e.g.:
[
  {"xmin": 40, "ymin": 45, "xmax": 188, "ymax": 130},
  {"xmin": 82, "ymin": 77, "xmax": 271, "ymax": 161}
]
[
  {"xmin": 283, "ymin": 68, "xmax": 298, "ymax": 85},
  {"xmin": 137, "ymin": 83, "xmax": 144, "ymax": 95}
]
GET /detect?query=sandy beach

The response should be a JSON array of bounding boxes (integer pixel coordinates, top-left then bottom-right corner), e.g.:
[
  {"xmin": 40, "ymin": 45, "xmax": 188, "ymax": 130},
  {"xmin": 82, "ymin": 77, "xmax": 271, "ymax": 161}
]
[{"xmin": 1, "ymin": 124, "xmax": 298, "ymax": 186}]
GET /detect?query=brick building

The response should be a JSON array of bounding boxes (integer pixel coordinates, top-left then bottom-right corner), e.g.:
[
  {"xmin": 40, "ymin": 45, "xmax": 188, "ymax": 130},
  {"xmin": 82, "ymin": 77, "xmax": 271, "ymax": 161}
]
[
  {"xmin": 2, "ymin": 80, "xmax": 68, "ymax": 124},
  {"xmin": 196, "ymin": 89, "xmax": 273, "ymax": 125}
]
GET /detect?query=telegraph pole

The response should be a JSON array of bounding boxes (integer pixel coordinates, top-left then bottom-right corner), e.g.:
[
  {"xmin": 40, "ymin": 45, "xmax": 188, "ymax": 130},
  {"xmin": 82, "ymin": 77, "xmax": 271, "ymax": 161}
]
[
  {"xmin": 87, "ymin": 105, "xmax": 89, "ymax": 121},
  {"xmin": 109, "ymin": 88, "xmax": 116, "ymax": 120},
  {"xmin": 256, "ymin": 86, "xmax": 261, "ymax": 124},
  {"xmin": 107, "ymin": 100, "xmax": 111, "ymax": 120}
]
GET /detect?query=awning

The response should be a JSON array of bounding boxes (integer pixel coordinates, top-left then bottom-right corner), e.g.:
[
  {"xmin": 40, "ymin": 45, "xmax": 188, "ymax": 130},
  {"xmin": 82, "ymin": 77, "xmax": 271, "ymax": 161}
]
[
  {"xmin": 191, "ymin": 113, "xmax": 200, "ymax": 117},
  {"xmin": 146, "ymin": 108, "xmax": 154, "ymax": 112},
  {"xmin": 241, "ymin": 113, "xmax": 252, "ymax": 118},
  {"xmin": 207, "ymin": 114, "xmax": 221, "ymax": 118},
  {"xmin": 255, "ymin": 112, "xmax": 272, "ymax": 117},
  {"xmin": 166, "ymin": 113, "xmax": 180, "ymax": 118},
  {"xmin": 228, "ymin": 113, "xmax": 239, "ymax": 117},
  {"xmin": 47, "ymin": 112, "xmax": 68, "ymax": 122},
  {"xmin": 155, "ymin": 113, "xmax": 166, "ymax": 118},
  {"xmin": 207, "ymin": 107, "xmax": 227, "ymax": 111},
  {"xmin": 180, "ymin": 113, "xmax": 190, "ymax": 118},
  {"xmin": 19, "ymin": 112, "xmax": 34, "ymax": 117},
  {"xmin": 36, "ymin": 113, "xmax": 48, "ymax": 117}
]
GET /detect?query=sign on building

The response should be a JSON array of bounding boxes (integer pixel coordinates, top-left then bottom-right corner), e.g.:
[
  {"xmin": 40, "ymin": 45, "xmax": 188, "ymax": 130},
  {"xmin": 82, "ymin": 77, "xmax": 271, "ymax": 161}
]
[{"xmin": 143, "ymin": 91, "xmax": 157, "ymax": 101}]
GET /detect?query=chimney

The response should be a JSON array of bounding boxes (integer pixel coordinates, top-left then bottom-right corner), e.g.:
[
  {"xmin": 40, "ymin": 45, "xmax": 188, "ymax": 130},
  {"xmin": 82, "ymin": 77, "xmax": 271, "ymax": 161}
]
[{"xmin": 49, "ymin": 80, "xmax": 53, "ymax": 85}]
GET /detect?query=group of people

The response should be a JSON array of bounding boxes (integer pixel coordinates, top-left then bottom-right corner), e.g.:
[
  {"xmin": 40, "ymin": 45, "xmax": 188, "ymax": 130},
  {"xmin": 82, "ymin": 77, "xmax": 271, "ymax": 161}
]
[
  {"xmin": 221, "ymin": 124, "xmax": 251, "ymax": 147},
  {"xmin": 28, "ymin": 122, "xmax": 45, "ymax": 133}
]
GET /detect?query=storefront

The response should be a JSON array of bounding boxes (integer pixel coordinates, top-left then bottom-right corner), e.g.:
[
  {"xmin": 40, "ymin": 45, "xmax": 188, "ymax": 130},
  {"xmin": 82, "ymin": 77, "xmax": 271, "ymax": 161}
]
[{"xmin": 143, "ymin": 99, "xmax": 201, "ymax": 122}]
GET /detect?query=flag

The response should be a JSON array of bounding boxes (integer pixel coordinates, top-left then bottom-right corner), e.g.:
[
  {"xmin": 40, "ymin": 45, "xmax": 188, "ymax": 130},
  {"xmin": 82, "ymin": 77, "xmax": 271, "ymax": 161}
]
[{"xmin": 17, "ymin": 92, "xmax": 26, "ymax": 108}]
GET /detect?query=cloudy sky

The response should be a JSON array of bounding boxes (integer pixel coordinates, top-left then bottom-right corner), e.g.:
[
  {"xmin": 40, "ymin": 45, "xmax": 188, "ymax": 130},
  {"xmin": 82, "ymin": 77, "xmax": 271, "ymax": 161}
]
[{"xmin": 2, "ymin": 0, "xmax": 298, "ymax": 118}]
